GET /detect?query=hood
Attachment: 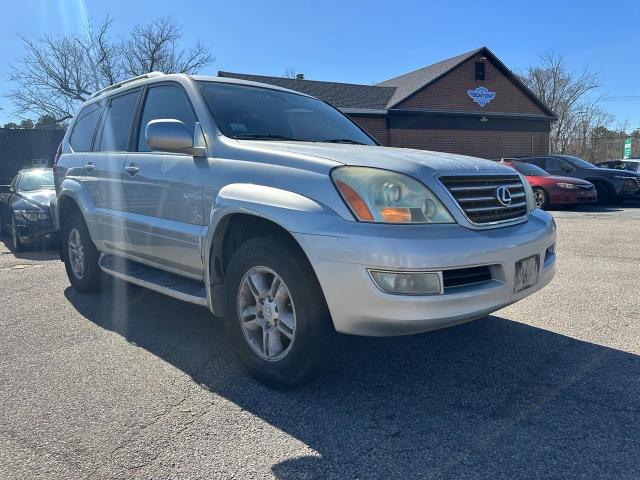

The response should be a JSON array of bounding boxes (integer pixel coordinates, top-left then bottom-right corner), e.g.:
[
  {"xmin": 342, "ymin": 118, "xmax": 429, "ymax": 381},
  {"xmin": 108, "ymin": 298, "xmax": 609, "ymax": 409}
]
[
  {"xmin": 238, "ymin": 141, "xmax": 515, "ymax": 177},
  {"xmin": 594, "ymin": 167, "xmax": 640, "ymax": 177},
  {"xmin": 19, "ymin": 189, "xmax": 56, "ymax": 212},
  {"xmin": 545, "ymin": 175, "xmax": 593, "ymax": 185}
]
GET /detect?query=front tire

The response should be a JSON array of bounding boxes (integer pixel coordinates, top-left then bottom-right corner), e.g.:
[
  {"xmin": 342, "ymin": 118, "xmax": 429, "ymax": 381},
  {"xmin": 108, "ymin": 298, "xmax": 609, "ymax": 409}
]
[
  {"xmin": 593, "ymin": 181, "xmax": 614, "ymax": 205},
  {"xmin": 11, "ymin": 215, "xmax": 24, "ymax": 252},
  {"xmin": 62, "ymin": 212, "xmax": 102, "ymax": 293},
  {"xmin": 224, "ymin": 236, "xmax": 334, "ymax": 388},
  {"xmin": 533, "ymin": 187, "xmax": 548, "ymax": 209}
]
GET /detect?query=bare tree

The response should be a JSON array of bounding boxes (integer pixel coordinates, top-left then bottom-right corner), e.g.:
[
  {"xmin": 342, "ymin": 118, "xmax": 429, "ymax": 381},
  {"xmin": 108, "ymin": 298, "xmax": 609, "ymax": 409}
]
[
  {"xmin": 7, "ymin": 16, "xmax": 213, "ymax": 123},
  {"xmin": 519, "ymin": 52, "xmax": 602, "ymax": 154},
  {"xmin": 283, "ymin": 68, "xmax": 297, "ymax": 79},
  {"xmin": 121, "ymin": 18, "xmax": 213, "ymax": 76}
]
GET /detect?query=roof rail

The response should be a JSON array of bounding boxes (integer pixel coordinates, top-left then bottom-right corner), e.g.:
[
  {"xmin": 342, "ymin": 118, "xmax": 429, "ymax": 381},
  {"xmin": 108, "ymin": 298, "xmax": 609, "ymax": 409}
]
[{"xmin": 89, "ymin": 72, "xmax": 165, "ymax": 100}]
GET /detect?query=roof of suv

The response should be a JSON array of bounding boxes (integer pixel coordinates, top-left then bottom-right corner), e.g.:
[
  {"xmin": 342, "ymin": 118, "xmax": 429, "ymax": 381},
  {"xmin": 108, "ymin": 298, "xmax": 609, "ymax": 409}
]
[{"xmin": 87, "ymin": 72, "xmax": 317, "ymax": 105}]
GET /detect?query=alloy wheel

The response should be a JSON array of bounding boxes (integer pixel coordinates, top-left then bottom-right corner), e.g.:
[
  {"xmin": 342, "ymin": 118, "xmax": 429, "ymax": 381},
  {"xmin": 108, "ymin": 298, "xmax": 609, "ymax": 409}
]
[
  {"xmin": 237, "ymin": 266, "xmax": 296, "ymax": 361},
  {"xmin": 67, "ymin": 227, "xmax": 85, "ymax": 280}
]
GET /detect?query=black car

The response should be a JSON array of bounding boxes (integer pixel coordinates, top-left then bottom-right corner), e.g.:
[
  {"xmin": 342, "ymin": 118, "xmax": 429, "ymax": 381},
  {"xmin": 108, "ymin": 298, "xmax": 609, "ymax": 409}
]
[
  {"xmin": 0, "ymin": 168, "xmax": 57, "ymax": 251},
  {"xmin": 513, "ymin": 155, "xmax": 640, "ymax": 204}
]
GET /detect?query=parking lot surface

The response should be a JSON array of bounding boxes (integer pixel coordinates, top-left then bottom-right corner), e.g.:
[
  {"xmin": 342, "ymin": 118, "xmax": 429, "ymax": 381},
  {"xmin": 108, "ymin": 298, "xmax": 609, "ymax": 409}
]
[{"xmin": 1, "ymin": 204, "xmax": 639, "ymax": 479}]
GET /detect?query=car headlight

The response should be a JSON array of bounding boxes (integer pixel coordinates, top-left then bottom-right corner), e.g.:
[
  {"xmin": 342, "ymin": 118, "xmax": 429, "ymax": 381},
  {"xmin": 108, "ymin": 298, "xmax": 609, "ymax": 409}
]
[
  {"xmin": 331, "ymin": 166, "xmax": 454, "ymax": 224},
  {"xmin": 16, "ymin": 209, "xmax": 48, "ymax": 222},
  {"xmin": 557, "ymin": 183, "xmax": 579, "ymax": 190}
]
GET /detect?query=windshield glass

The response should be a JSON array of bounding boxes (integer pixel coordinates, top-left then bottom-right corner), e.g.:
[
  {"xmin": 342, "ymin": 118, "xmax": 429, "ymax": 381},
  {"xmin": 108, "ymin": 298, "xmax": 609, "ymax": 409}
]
[
  {"xmin": 510, "ymin": 162, "xmax": 549, "ymax": 176},
  {"xmin": 18, "ymin": 169, "xmax": 54, "ymax": 192},
  {"xmin": 624, "ymin": 162, "xmax": 640, "ymax": 172},
  {"xmin": 197, "ymin": 81, "xmax": 376, "ymax": 145},
  {"xmin": 560, "ymin": 156, "xmax": 596, "ymax": 169}
]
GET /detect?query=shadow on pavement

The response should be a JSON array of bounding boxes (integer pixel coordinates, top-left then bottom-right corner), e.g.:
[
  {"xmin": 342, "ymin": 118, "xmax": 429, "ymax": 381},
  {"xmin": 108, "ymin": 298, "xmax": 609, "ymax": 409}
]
[
  {"xmin": 64, "ymin": 284, "xmax": 640, "ymax": 479},
  {"xmin": 0, "ymin": 236, "xmax": 59, "ymax": 261}
]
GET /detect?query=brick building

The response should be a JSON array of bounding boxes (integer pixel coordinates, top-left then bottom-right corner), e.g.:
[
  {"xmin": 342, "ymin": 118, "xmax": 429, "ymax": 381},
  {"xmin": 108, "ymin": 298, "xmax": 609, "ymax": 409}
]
[{"xmin": 218, "ymin": 47, "xmax": 556, "ymax": 160}]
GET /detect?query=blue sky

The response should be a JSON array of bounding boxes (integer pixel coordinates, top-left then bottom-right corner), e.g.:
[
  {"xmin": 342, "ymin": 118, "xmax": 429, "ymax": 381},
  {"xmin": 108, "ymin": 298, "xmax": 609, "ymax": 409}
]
[{"xmin": 1, "ymin": 0, "xmax": 639, "ymax": 128}]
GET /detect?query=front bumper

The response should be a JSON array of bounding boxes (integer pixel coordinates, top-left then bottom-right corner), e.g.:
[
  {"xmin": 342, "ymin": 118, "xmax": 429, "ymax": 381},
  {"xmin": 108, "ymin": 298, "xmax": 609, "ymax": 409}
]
[
  {"xmin": 15, "ymin": 218, "xmax": 57, "ymax": 244},
  {"xmin": 549, "ymin": 189, "xmax": 597, "ymax": 205},
  {"xmin": 294, "ymin": 209, "xmax": 556, "ymax": 336}
]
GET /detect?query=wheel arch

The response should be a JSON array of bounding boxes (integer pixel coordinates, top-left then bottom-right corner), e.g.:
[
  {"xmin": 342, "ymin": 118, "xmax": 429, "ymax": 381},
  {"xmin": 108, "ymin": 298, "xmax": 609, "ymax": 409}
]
[{"xmin": 205, "ymin": 183, "xmax": 345, "ymax": 317}]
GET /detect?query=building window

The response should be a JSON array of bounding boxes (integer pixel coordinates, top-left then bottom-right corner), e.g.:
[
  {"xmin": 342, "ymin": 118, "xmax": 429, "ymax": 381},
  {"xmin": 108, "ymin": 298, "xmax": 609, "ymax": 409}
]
[{"xmin": 475, "ymin": 61, "xmax": 485, "ymax": 81}]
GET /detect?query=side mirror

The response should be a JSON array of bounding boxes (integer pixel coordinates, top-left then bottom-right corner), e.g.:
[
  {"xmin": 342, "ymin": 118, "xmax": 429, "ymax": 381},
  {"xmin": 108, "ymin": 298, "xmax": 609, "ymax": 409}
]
[{"xmin": 145, "ymin": 119, "xmax": 206, "ymax": 156}]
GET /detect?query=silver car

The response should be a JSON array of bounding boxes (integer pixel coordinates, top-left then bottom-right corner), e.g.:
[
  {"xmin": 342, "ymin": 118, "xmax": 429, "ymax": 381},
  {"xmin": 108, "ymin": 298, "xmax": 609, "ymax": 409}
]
[{"xmin": 53, "ymin": 72, "xmax": 557, "ymax": 387}]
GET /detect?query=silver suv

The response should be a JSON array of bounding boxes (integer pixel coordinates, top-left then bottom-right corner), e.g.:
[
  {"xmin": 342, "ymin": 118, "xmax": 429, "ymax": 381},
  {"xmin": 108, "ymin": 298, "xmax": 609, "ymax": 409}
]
[{"xmin": 53, "ymin": 72, "xmax": 557, "ymax": 387}]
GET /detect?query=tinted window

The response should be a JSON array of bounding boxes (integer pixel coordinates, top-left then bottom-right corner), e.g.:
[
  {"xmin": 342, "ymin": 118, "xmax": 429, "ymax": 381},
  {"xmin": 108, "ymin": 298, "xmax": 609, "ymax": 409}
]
[
  {"xmin": 18, "ymin": 170, "xmax": 55, "ymax": 192},
  {"xmin": 558, "ymin": 156, "xmax": 595, "ymax": 169},
  {"xmin": 98, "ymin": 91, "xmax": 140, "ymax": 152},
  {"xmin": 69, "ymin": 103, "xmax": 102, "ymax": 152},
  {"xmin": 197, "ymin": 81, "xmax": 376, "ymax": 145},
  {"xmin": 510, "ymin": 162, "xmax": 549, "ymax": 176},
  {"xmin": 546, "ymin": 158, "xmax": 562, "ymax": 170},
  {"xmin": 474, "ymin": 62, "xmax": 485, "ymax": 81},
  {"xmin": 137, "ymin": 85, "xmax": 196, "ymax": 152}
]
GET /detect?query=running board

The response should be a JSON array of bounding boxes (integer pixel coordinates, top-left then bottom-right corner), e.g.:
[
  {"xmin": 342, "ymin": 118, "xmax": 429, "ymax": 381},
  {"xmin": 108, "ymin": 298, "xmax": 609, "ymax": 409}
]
[{"xmin": 99, "ymin": 254, "xmax": 208, "ymax": 307}]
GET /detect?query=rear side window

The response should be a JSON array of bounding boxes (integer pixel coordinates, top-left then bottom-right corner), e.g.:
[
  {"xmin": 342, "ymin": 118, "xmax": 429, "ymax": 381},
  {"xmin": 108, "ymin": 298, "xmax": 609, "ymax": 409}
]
[
  {"xmin": 137, "ymin": 85, "xmax": 196, "ymax": 152},
  {"xmin": 98, "ymin": 90, "xmax": 140, "ymax": 152},
  {"xmin": 69, "ymin": 103, "xmax": 102, "ymax": 152}
]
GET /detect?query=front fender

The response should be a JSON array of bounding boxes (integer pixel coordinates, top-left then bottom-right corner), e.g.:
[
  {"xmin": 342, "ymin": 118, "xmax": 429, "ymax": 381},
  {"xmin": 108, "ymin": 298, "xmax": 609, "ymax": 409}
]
[
  {"xmin": 204, "ymin": 183, "xmax": 351, "ymax": 316},
  {"xmin": 209, "ymin": 183, "xmax": 350, "ymax": 237}
]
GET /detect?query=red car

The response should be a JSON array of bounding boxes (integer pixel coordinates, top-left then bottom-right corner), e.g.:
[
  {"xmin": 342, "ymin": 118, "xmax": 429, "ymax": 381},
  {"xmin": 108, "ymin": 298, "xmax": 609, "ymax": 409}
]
[{"xmin": 502, "ymin": 161, "xmax": 597, "ymax": 209}]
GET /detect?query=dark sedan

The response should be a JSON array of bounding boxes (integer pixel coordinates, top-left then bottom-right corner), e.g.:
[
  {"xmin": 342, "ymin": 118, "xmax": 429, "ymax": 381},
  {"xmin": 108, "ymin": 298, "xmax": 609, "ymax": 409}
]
[{"xmin": 0, "ymin": 168, "xmax": 57, "ymax": 251}]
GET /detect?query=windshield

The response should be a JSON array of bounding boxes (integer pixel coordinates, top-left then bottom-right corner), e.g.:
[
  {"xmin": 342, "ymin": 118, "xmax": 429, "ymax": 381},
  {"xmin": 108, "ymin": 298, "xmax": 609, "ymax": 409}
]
[
  {"xmin": 559, "ymin": 155, "xmax": 596, "ymax": 169},
  {"xmin": 18, "ymin": 169, "xmax": 54, "ymax": 192},
  {"xmin": 510, "ymin": 162, "xmax": 549, "ymax": 176},
  {"xmin": 197, "ymin": 81, "xmax": 376, "ymax": 145}
]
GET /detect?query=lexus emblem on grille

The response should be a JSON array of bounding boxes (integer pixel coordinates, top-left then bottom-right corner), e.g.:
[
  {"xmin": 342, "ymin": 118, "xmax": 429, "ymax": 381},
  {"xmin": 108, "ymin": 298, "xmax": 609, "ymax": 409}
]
[{"xmin": 496, "ymin": 186, "xmax": 512, "ymax": 206}]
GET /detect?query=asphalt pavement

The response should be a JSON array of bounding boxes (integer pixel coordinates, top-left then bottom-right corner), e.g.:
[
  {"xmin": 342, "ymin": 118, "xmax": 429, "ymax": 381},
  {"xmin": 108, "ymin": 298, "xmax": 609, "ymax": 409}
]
[{"xmin": 1, "ymin": 203, "xmax": 639, "ymax": 479}]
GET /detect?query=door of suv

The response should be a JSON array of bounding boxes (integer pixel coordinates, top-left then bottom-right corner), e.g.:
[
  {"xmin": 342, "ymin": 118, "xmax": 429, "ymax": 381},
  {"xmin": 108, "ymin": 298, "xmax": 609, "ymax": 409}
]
[
  {"xmin": 83, "ymin": 89, "xmax": 141, "ymax": 252},
  {"xmin": 122, "ymin": 83, "xmax": 204, "ymax": 279}
]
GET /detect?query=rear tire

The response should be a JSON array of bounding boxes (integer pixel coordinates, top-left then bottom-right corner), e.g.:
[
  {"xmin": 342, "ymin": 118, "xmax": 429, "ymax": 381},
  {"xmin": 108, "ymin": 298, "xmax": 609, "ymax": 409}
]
[
  {"xmin": 533, "ymin": 187, "xmax": 548, "ymax": 209},
  {"xmin": 62, "ymin": 212, "xmax": 102, "ymax": 293},
  {"xmin": 224, "ymin": 235, "xmax": 334, "ymax": 388}
]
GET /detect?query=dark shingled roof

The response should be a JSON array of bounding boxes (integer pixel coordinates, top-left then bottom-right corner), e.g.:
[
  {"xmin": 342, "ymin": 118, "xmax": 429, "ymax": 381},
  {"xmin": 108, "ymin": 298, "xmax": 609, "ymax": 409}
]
[
  {"xmin": 218, "ymin": 47, "xmax": 555, "ymax": 117},
  {"xmin": 217, "ymin": 71, "xmax": 396, "ymax": 110},
  {"xmin": 376, "ymin": 48, "xmax": 483, "ymax": 107}
]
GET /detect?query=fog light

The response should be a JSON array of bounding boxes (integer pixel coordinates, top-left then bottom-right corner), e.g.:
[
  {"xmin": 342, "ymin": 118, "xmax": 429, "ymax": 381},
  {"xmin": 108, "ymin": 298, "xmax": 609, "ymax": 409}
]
[{"xmin": 369, "ymin": 270, "xmax": 442, "ymax": 295}]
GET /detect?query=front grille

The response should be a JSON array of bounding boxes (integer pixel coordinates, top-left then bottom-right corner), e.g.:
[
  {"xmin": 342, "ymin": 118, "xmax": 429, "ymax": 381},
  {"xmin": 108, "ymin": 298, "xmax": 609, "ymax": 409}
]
[
  {"xmin": 578, "ymin": 184, "xmax": 594, "ymax": 191},
  {"xmin": 439, "ymin": 175, "xmax": 528, "ymax": 225},
  {"xmin": 443, "ymin": 266, "xmax": 492, "ymax": 290},
  {"xmin": 635, "ymin": 178, "xmax": 640, "ymax": 188}
]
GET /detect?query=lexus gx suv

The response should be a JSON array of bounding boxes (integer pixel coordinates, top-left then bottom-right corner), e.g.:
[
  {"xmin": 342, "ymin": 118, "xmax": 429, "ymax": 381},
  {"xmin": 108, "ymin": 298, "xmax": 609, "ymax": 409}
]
[{"xmin": 53, "ymin": 73, "xmax": 557, "ymax": 387}]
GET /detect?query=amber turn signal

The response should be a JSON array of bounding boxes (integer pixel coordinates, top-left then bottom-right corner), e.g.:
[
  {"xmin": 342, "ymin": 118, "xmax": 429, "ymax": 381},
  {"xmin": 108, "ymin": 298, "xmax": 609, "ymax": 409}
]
[
  {"xmin": 380, "ymin": 207, "xmax": 411, "ymax": 223},
  {"xmin": 335, "ymin": 179, "xmax": 374, "ymax": 221}
]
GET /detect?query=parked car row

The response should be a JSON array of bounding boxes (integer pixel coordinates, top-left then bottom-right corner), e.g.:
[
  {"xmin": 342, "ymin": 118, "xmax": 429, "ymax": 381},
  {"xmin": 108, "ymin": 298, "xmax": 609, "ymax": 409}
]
[{"xmin": 501, "ymin": 155, "xmax": 640, "ymax": 207}]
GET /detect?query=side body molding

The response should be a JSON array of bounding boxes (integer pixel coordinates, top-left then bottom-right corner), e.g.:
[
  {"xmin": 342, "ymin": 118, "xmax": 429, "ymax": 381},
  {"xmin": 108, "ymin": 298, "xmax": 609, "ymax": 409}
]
[{"xmin": 204, "ymin": 183, "xmax": 350, "ymax": 316}]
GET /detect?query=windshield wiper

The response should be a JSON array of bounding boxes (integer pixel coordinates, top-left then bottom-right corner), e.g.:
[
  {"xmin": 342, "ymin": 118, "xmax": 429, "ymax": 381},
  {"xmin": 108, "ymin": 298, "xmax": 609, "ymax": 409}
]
[
  {"xmin": 232, "ymin": 134, "xmax": 300, "ymax": 141},
  {"xmin": 320, "ymin": 138, "xmax": 366, "ymax": 145}
]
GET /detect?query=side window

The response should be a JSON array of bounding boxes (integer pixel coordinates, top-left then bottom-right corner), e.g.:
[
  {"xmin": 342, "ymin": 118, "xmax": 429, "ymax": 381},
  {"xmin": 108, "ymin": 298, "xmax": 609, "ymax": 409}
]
[
  {"xmin": 137, "ymin": 85, "xmax": 196, "ymax": 152},
  {"xmin": 69, "ymin": 103, "xmax": 102, "ymax": 152},
  {"xmin": 546, "ymin": 158, "xmax": 561, "ymax": 170},
  {"xmin": 98, "ymin": 90, "xmax": 140, "ymax": 152}
]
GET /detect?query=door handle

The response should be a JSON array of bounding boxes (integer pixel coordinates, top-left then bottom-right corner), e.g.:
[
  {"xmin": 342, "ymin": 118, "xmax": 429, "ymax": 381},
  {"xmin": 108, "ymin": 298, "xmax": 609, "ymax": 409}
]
[
  {"xmin": 84, "ymin": 162, "xmax": 95, "ymax": 171},
  {"xmin": 124, "ymin": 164, "xmax": 140, "ymax": 175}
]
